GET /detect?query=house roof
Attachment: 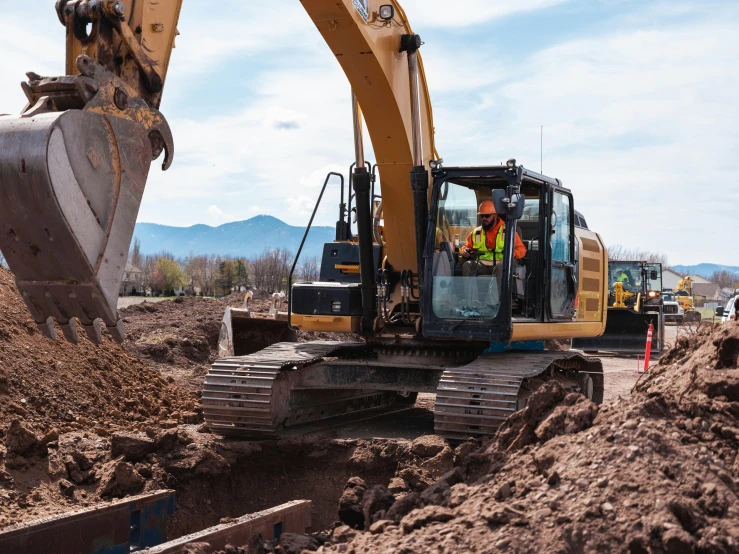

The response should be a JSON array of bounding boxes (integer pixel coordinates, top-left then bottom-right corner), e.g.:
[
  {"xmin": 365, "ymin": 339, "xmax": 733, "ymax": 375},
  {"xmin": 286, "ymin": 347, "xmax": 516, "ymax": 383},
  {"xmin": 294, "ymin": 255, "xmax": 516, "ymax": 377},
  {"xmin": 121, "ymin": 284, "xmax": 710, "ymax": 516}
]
[
  {"xmin": 125, "ymin": 262, "xmax": 142, "ymax": 273},
  {"xmin": 692, "ymin": 283, "xmax": 720, "ymax": 298}
]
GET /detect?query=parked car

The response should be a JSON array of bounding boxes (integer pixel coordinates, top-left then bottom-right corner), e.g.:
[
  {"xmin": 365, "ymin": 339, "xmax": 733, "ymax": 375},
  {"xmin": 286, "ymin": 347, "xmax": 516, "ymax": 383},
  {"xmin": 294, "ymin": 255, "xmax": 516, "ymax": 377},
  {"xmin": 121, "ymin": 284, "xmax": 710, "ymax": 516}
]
[{"xmin": 716, "ymin": 295, "xmax": 738, "ymax": 323}]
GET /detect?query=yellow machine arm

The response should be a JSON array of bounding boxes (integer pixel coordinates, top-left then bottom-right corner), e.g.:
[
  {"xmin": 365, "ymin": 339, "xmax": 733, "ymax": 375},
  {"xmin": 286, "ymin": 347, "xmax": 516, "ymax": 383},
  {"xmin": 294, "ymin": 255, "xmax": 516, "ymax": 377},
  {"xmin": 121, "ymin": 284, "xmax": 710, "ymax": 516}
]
[
  {"xmin": 301, "ymin": 0, "xmax": 438, "ymax": 271},
  {"xmin": 0, "ymin": 0, "xmax": 183, "ymax": 344},
  {"xmin": 58, "ymin": 0, "xmax": 183, "ymax": 110},
  {"xmin": 675, "ymin": 276, "xmax": 693, "ymax": 295},
  {"xmin": 612, "ymin": 281, "xmax": 635, "ymax": 309}
]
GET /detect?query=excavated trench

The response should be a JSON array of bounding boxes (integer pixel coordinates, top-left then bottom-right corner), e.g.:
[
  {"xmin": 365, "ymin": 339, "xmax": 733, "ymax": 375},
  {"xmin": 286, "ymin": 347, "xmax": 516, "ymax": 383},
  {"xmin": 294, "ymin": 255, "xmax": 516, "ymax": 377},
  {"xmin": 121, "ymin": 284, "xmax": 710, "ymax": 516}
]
[{"xmin": 164, "ymin": 437, "xmax": 415, "ymax": 539}]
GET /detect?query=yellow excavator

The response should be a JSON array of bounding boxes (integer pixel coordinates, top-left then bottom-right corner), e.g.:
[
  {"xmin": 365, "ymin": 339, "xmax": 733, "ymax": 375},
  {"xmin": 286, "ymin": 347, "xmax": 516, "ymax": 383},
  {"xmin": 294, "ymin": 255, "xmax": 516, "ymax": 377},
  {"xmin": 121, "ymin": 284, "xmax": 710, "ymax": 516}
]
[
  {"xmin": 0, "ymin": 0, "xmax": 610, "ymax": 441},
  {"xmin": 571, "ymin": 261, "xmax": 663, "ymax": 355},
  {"xmin": 674, "ymin": 277, "xmax": 701, "ymax": 323}
]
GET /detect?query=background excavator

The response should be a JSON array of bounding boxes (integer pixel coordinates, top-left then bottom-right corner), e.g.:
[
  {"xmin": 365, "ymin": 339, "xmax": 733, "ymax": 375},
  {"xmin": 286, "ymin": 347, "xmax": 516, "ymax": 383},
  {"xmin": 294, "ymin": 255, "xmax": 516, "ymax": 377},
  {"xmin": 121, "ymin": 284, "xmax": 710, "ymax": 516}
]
[
  {"xmin": 571, "ymin": 261, "xmax": 663, "ymax": 355},
  {"xmin": 674, "ymin": 276, "xmax": 702, "ymax": 323},
  {"xmin": 0, "ymin": 0, "xmax": 611, "ymax": 442}
]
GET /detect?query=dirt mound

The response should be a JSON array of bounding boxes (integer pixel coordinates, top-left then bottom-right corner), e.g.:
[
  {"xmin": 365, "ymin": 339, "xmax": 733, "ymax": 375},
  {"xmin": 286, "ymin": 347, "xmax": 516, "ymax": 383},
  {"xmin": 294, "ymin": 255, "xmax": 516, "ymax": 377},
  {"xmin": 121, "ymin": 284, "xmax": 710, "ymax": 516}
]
[
  {"xmin": 0, "ymin": 269, "xmax": 197, "ymax": 436},
  {"xmin": 0, "ymin": 267, "xmax": 202, "ymax": 527},
  {"xmin": 119, "ymin": 294, "xmax": 352, "ymax": 381},
  {"xmin": 208, "ymin": 322, "xmax": 739, "ymax": 553},
  {"xmin": 120, "ymin": 297, "xmax": 225, "ymax": 380}
]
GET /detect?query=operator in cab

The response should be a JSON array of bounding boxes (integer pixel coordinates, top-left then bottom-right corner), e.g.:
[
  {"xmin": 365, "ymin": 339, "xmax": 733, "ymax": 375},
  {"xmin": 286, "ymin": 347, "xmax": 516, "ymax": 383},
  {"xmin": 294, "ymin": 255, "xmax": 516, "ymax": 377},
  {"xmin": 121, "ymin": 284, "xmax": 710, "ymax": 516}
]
[
  {"xmin": 616, "ymin": 269, "xmax": 633, "ymax": 288},
  {"xmin": 461, "ymin": 200, "xmax": 527, "ymax": 280}
]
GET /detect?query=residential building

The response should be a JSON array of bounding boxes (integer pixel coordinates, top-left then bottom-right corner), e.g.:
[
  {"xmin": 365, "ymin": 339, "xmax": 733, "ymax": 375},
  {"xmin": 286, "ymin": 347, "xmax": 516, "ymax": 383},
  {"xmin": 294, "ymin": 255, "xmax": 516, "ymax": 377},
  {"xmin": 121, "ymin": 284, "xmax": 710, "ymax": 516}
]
[
  {"xmin": 662, "ymin": 268, "xmax": 684, "ymax": 290},
  {"xmin": 692, "ymin": 282, "xmax": 721, "ymax": 305},
  {"xmin": 120, "ymin": 263, "xmax": 143, "ymax": 296}
]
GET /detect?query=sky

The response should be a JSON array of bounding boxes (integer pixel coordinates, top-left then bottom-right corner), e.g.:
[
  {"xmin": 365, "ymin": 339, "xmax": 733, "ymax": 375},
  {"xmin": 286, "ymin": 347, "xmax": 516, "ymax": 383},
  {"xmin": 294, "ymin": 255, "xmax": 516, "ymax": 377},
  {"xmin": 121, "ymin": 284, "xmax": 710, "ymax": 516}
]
[{"xmin": 0, "ymin": 0, "xmax": 737, "ymax": 265}]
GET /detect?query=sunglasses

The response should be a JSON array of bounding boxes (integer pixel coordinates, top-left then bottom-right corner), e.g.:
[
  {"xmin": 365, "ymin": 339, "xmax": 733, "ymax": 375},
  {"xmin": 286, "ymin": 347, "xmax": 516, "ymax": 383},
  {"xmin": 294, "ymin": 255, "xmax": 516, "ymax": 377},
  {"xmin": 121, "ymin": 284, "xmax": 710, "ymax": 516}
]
[{"xmin": 480, "ymin": 213, "xmax": 495, "ymax": 218}]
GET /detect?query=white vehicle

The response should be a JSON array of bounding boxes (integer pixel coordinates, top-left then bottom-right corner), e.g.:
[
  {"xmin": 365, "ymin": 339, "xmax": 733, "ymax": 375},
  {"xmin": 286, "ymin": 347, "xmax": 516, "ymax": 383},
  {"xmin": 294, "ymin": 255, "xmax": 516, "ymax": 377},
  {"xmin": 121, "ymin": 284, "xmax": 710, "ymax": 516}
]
[
  {"xmin": 717, "ymin": 296, "xmax": 738, "ymax": 323},
  {"xmin": 661, "ymin": 291, "xmax": 685, "ymax": 324}
]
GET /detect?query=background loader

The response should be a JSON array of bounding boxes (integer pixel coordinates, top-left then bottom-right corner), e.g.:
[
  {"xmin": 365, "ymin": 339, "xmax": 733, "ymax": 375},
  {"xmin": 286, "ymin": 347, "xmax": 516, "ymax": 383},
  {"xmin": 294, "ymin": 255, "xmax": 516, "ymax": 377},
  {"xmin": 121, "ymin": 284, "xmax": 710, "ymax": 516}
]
[{"xmin": 572, "ymin": 261, "xmax": 664, "ymax": 355}]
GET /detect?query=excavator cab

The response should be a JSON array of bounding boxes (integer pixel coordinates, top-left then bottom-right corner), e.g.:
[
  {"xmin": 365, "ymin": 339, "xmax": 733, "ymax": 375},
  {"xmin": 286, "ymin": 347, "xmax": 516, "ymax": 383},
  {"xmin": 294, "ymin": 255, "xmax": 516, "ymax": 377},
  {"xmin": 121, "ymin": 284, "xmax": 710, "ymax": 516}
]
[{"xmin": 423, "ymin": 164, "xmax": 578, "ymax": 342}]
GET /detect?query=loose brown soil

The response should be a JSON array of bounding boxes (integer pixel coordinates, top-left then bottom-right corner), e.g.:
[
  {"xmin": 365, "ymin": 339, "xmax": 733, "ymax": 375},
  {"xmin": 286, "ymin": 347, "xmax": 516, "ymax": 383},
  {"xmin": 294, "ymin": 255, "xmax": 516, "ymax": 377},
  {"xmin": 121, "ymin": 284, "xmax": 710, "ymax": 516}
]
[
  {"xmin": 3, "ymin": 261, "xmax": 739, "ymax": 554},
  {"xmin": 186, "ymin": 321, "xmax": 739, "ymax": 554},
  {"xmin": 0, "ymin": 270, "xmax": 368, "ymax": 534}
]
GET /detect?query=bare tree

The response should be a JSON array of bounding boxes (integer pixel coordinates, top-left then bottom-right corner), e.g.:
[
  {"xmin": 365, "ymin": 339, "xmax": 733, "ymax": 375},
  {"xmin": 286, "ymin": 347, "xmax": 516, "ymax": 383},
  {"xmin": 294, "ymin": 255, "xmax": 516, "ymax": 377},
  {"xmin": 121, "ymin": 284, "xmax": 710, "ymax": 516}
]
[
  {"xmin": 185, "ymin": 254, "xmax": 221, "ymax": 296},
  {"xmin": 130, "ymin": 237, "xmax": 142, "ymax": 269},
  {"xmin": 709, "ymin": 269, "xmax": 739, "ymax": 289},
  {"xmin": 607, "ymin": 244, "xmax": 669, "ymax": 266},
  {"xmin": 140, "ymin": 254, "xmax": 158, "ymax": 292},
  {"xmin": 251, "ymin": 248, "xmax": 294, "ymax": 292},
  {"xmin": 298, "ymin": 256, "xmax": 320, "ymax": 282}
]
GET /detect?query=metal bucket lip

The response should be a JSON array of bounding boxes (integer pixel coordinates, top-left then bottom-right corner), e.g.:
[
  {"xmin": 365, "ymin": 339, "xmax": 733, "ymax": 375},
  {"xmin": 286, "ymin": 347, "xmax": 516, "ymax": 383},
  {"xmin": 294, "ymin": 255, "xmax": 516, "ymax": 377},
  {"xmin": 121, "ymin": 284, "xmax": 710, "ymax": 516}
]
[{"xmin": 0, "ymin": 110, "xmax": 152, "ymax": 343}]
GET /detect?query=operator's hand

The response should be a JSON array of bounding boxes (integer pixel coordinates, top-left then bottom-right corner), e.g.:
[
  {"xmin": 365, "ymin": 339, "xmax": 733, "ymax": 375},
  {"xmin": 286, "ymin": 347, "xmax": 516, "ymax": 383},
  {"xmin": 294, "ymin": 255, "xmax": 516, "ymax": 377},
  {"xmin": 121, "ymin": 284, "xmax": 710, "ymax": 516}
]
[{"xmin": 462, "ymin": 247, "xmax": 473, "ymax": 258}]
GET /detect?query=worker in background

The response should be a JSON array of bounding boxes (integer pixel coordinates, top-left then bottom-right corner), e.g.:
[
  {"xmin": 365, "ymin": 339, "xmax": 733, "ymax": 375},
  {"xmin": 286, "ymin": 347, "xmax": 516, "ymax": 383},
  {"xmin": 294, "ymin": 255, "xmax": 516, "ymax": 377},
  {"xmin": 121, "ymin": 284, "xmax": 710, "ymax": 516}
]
[
  {"xmin": 461, "ymin": 200, "xmax": 526, "ymax": 280},
  {"xmin": 617, "ymin": 269, "xmax": 632, "ymax": 288}
]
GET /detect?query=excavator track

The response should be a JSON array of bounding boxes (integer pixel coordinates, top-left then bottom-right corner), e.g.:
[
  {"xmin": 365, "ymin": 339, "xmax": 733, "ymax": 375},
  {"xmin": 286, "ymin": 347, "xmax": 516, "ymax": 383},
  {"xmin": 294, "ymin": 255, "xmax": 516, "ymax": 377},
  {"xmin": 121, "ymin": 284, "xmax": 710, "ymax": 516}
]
[
  {"xmin": 203, "ymin": 341, "xmax": 392, "ymax": 439},
  {"xmin": 434, "ymin": 352, "xmax": 603, "ymax": 441}
]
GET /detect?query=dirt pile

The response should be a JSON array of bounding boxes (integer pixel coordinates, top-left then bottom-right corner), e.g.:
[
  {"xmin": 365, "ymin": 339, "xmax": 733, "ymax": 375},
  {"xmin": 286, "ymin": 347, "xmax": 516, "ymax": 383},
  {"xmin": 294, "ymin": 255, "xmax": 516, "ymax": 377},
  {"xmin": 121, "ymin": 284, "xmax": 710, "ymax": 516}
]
[
  {"xmin": 120, "ymin": 297, "xmax": 225, "ymax": 381},
  {"xmin": 0, "ymin": 267, "xmax": 205, "ymax": 527},
  {"xmin": 0, "ymin": 268, "xmax": 198, "ymax": 435},
  {"xmin": 207, "ymin": 321, "xmax": 739, "ymax": 554},
  {"xmin": 119, "ymin": 292, "xmax": 355, "ymax": 381}
]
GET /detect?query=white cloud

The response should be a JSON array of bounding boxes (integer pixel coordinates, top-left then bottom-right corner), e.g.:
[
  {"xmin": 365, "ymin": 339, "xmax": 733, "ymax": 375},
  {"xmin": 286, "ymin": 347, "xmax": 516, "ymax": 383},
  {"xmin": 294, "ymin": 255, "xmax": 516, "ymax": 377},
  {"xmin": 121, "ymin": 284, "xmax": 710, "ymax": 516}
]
[
  {"xmin": 206, "ymin": 205, "xmax": 236, "ymax": 222},
  {"xmin": 400, "ymin": 0, "xmax": 571, "ymax": 27},
  {"xmin": 411, "ymin": 13, "xmax": 737, "ymax": 265},
  {"xmin": 286, "ymin": 195, "xmax": 317, "ymax": 217},
  {"xmin": 0, "ymin": 14, "xmax": 63, "ymax": 113}
]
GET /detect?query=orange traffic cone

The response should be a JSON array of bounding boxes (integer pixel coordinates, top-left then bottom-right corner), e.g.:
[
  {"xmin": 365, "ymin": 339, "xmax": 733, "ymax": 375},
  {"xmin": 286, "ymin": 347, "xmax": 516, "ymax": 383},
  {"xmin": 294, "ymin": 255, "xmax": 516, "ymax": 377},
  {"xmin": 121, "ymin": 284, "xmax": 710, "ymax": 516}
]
[{"xmin": 642, "ymin": 323, "xmax": 653, "ymax": 373}]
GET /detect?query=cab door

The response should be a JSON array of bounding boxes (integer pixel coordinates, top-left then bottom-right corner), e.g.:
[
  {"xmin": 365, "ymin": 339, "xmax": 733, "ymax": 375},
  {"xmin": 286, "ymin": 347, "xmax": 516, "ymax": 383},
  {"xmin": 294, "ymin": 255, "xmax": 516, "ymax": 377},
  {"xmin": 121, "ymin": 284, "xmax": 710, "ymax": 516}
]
[{"xmin": 548, "ymin": 190, "xmax": 576, "ymax": 320}]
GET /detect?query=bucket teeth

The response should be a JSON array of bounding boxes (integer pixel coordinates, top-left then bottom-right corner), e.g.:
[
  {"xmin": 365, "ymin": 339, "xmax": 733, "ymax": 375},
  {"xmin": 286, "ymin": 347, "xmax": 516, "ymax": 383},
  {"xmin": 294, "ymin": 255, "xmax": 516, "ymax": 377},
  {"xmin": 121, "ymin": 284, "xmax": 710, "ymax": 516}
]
[
  {"xmin": 109, "ymin": 320, "xmax": 125, "ymax": 344},
  {"xmin": 60, "ymin": 320, "xmax": 79, "ymax": 344},
  {"xmin": 83, "ymin": 320, "xmax": 104, "ymax": 345},
  {"xmin": 36, "ymin": 317, "xmax": 56, "ymax": 341},
  {"xmin": 0, "ymin": 108, "xmax": 155, "ymax": 349}
]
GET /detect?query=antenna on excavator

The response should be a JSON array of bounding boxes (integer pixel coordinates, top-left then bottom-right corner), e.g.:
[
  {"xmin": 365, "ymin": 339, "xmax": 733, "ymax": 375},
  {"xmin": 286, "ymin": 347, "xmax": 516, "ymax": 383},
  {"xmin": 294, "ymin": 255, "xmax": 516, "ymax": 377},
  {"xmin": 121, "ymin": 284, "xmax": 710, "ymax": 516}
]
[{"xmin": 540, "ymin": 125, "xmax": 543, "ymax": 173}]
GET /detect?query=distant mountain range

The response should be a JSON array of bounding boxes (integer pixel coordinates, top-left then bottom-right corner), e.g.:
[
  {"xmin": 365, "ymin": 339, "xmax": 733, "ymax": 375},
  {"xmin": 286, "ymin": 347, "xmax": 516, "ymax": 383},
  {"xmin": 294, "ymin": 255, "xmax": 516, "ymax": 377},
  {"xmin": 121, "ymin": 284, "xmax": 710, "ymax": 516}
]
[
  {"xmin": 671, "ymin": 263, "xmax": 739, "ymax": 278},
  {"xmin": 133, "ymin": 215, "xmax": 336, "ymax": 260},
  {"xmin": 131, "ymin": 217, "xmax": 739, "ymax": 276}
]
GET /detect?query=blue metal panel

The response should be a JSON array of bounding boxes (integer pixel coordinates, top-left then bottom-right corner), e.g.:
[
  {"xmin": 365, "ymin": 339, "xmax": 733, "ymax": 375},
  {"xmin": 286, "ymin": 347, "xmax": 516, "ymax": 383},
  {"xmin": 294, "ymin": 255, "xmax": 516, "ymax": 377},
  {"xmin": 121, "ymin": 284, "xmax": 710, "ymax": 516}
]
[
  {"xmin": 130, "ymin": 493, "xmax": 176, "ymax": 552},
  {"xmin": 0, "ymin": 490, "xmax": 175, "ymax": 554},
  {"xmin": 484, "ymin": 340, "xmax": 545, "ymax": 353}
]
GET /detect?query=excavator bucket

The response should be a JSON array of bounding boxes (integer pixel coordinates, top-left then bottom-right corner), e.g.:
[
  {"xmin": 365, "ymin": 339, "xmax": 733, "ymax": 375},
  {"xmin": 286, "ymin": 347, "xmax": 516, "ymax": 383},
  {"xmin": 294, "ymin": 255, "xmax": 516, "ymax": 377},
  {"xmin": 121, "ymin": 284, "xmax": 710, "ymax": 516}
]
[
  {"xmin": 0, "ymin": 109, "xmax": 154, "ymax": 344},
  {"xmin": 218, "ymin": 307, "xmax": 298, "ymax": 358},
  {"xmin": 572, "ymin": 308, "xmax": 663, "ymax": 355}
]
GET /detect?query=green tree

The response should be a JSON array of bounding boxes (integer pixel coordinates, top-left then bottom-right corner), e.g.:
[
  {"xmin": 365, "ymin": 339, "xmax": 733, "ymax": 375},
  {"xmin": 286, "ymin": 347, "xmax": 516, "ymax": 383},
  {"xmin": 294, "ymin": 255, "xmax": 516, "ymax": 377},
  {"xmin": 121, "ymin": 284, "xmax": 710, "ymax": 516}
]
[
  {"xmin": 216, "ymin": 259, "xmax": 236, "ymax": 295},
  {"xmin": 151, "ymin": 257, "xmax": 186, "ymax": 294},
  {"xmin": 234, "ymin": 259, "xmax": 249, "ymax": 289}
]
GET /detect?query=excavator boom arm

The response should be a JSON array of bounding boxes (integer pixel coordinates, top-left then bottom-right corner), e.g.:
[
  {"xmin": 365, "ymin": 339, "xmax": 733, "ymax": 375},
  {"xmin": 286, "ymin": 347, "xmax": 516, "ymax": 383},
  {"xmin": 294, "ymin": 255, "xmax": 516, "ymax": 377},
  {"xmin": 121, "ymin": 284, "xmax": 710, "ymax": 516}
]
[
  {"xmin": 301, "ymin": 0, "xmax": 438, "ymax": 271},
  {"xmin": 58, "ymin": 0, "xmax": 183, "ymax": 109}
]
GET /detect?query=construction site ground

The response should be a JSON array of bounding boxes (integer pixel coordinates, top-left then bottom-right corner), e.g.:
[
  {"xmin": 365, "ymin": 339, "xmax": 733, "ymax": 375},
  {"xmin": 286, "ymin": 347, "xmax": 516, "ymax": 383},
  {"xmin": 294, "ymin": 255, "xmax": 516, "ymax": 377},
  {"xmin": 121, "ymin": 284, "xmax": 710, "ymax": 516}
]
[{"xmin": 2, "ymin": 268, "xmax": 737, "ymax": 553}]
